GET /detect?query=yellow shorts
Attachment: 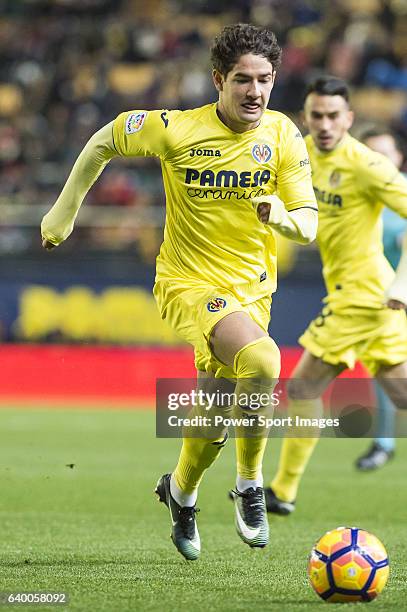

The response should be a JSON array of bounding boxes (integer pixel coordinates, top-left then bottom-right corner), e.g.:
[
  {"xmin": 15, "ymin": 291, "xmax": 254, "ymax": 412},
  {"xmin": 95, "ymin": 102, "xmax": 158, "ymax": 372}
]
[
  {"xmin": 154, "ymin": 279, "xmax": 272, "ymax": 378},
  {"xmin": 300, "ymin": 304, "xmax": 407, "ymax": 375}
]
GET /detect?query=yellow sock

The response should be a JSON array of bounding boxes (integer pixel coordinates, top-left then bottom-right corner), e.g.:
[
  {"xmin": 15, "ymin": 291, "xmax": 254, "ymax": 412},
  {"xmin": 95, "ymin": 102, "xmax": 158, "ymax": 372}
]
[
  {"xmin": 233, "ymin": 336, "xmax": 281, "ymax": 482},
  {"xmin": 271, "ymin": 398, "xmax": 322, "ymax": 501},
  {"xmin": 271, "ymin": 437, "xmax": 319, "ymax": 501},
  {"xmin": 173, "ymin": 435, "xmax": 227, "ymax": 493},
  {"xmin": 235, "ymin": 436, "xmax": 268, "ymax": 480}
]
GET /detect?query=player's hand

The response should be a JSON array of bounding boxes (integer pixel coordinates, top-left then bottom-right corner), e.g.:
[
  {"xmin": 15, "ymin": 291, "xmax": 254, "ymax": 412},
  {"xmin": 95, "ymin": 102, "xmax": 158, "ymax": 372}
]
[
  {"xmin": 42, "ymin": 238, "xmax": 57, "ymax": 250},
  {"xmin": 386, "ymin": 298, "xmax": 406, "ymax": 310},
  {"xmin": 256, "ymin": 202, "xmax": 271, "ymax": 223},
  {"xmin": 385, "ymin": 281, "xmax": 407, "ymax": 310},
  {"xmin": 252, "ymin": 195, "xmax": 285, "ymax": 225}
]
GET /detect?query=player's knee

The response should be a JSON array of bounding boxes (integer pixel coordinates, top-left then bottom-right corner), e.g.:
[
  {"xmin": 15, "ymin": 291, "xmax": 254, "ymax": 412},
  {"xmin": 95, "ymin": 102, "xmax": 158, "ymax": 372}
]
[
  {"xmin": 234, "ymin": 336, "xmax": 281, "ymax": 381},
  {"xmin": 380, "ymin": 387, "xmax": 407, "ymax": 411},
  {"xmin": 287, "ymin": 378, "xmax": 321, "ymax": 401}
]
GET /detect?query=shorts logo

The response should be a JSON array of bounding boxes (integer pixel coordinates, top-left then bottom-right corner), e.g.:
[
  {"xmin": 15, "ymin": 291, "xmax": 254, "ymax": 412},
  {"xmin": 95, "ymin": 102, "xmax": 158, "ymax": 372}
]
[
  {"xmin": 125, "ymin": 112, "xmax": 147, "ymax": 134},
  {"xmin": 207, "ymin": 298, "xmax": 227, "ymax": 312},
  {"xmin": 252, "ymin": 143, "xmax": 272, "ymax": 164}
]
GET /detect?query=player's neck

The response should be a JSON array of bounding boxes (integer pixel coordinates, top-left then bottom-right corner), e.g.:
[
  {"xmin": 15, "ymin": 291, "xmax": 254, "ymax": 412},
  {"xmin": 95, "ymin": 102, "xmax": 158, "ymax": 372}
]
[
  {"xmin": 215, "ymin": 105, "xmax": 260, "ymax": 133},
  {"xmin": 314, "ymin": 133, "xmax": 349, "ymax": 154}
]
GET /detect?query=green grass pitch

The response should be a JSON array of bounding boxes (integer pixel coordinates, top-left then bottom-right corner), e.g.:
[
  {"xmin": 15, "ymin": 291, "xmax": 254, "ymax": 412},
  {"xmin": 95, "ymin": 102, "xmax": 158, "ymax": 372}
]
[{"xmin": 0, "ymin": 407, "xmax": 406, "ymax": 611}]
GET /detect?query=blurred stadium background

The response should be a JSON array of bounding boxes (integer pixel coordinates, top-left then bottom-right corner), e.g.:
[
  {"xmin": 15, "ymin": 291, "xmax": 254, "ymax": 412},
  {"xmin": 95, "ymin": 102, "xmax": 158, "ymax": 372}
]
[
  {"xmin": 1, "ymin": 3, "xmax": 407, "ymax": 610},
  {"xmin": 0, "ymin": 0, "xmax": 406, "ymax": 401}
]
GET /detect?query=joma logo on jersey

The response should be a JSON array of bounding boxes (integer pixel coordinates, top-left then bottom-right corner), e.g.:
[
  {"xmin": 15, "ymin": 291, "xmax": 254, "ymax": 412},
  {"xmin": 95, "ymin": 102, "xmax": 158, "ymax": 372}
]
[
  {"xmin": 314, "ymin": 186, "xmax": 342, "ymax": 207},
  {"xmin": 185, "ymin": 168, "xmax": 271, "ymax": 188},
  {"xmin": 207, "ymin": 298, "xmax": 227, "ymax": 312},
  {"xmin": 190, "ymin": 148, "xmax": 221, "ymax": 157},
  {"xmin": 252, "ymin": 143, "xmax": 272, "ymax": 164}
]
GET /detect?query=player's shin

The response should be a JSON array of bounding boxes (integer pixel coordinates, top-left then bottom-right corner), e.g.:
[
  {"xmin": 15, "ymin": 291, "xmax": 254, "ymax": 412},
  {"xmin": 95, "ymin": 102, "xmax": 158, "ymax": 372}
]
[
  {"xmin": 233, "ymin": 336, "xmax": 281, "ymax": 490},
  {"xmin": 230, "ymin": 336, "xmax": 280, "ymax": 548},
  {"xmin": 172, "ymin": 434, "xmax": 228, "ymax": 506},
  {"xmin": 271, "ymin": 397, "xmax": 322, "ymax": 502},
  {"xmin": 233, "ymin": 392, "xmax": 271, "ymax": 490},
  {"xmin": 172, "ymin": 402, "xmax": 229, "ymax": 506}
]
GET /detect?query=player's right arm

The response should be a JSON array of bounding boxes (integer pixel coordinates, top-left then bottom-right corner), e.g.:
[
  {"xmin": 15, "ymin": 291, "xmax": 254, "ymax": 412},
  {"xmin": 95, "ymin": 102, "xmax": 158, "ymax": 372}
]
[
  {"xmin": 41, "ymin": 110, "xmax": 173, "ymax": 248},
  {"xmin": 41, "ymin": 122, "xmax": 117, "ymax": 248}
]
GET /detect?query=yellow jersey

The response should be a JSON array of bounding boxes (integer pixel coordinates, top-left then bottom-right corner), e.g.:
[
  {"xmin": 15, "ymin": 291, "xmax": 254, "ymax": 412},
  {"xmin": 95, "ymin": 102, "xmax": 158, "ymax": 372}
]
[
  {"xmin": 306, "ymin": 133, "xmax": 407, "ymax": 309},
  {"xmin": 113, "ymin": 103, "xmax": 316, "ymax": 302}
]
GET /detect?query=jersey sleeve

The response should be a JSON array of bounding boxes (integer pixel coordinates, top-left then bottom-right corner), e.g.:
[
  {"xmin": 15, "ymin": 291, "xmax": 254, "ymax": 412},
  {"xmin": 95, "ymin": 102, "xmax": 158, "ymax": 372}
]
[
  {"xmin": 112, "ymin": 109, "xmax": 177, "ymax": 159},
  {"xmin": 359, "ymin": 150, "xmax": 407, "ymax": 218},
  {"xmin": 276, "ymin": 120, "xmax": 318, "ymax": 213}
]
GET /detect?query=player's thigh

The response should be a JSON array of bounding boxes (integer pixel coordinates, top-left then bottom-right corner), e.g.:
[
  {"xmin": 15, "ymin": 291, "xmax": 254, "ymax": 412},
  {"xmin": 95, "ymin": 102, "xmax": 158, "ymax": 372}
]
[
  {"xmin": 361, "ymin": 308, "xmax": 407, "ymax": 373},
  {"xmin": 288, "ymin": 349, "xmax": 345, "ymax": 399},
  {"xmin": 209, "ymin": 311, "xmax": 268, "ymax": 367},
  {"xmin": 299, "ymin": 306, "xmax": 372, "ymax": 372},
  {"xmin": 376, "ymin": 360, "xmax": 407, "ymax": 410},
  {"xmin": 154, "ymin": 280, "xmax": 244, "ymax": 360}
]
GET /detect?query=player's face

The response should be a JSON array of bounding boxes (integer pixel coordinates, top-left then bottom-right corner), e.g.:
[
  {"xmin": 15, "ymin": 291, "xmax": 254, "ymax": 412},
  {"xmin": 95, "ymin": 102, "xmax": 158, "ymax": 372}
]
[
  {"xmin": 364, "ymin": 134, "xmax": 403, "ymax": 169},
  {"xmin": 304, "ymin": 93, "xmax": 354, "ymax": 151},
  {"xmin": 213, "ymin": 53, "xmax": 276, "ymax": 133}
]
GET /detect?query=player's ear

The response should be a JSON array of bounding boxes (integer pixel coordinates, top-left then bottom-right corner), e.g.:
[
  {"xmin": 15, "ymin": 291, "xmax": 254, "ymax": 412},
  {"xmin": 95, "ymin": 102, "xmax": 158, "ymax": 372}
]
[
  {"xmin": 346, "ymin": 109, "xmax": 354, "ymax": 129},
  {"xmin": 270, "ymin": 69, "xmax": 276, "ymax": 87},
  {"xmin": 212, "ymin": 69, "xmax": 224, "ymax": 92},
  {"xmin": 300, "ymin": 110, "xmax": 308, "ymax": 130}
]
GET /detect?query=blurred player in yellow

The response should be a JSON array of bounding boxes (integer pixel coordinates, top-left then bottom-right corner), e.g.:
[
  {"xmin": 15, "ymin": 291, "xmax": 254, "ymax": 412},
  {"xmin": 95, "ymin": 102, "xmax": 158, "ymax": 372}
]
[
  {"xmin": 265, "ymin": 76, "xmax": 407, "ymax": 516},
  {"xmin": 41, "ymin": 24, "xmax": 318, "ymax": 560},
  {"xmin": 355, "ymin": 127, "xmax": 407, "ymax": 470}
]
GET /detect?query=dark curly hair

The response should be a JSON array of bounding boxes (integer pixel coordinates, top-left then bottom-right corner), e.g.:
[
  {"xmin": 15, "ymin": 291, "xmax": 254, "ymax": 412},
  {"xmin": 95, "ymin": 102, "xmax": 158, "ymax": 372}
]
[{"xmin": 210, "ymin": 23, "xmax": 282, "ymax": 78}]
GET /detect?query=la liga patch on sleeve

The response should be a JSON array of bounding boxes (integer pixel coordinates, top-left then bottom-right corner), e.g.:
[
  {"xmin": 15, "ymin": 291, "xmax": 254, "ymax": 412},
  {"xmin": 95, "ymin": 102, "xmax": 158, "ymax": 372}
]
[{"xmin": 125, "ymin": 112, "xmax": 148, "ymax": 134}]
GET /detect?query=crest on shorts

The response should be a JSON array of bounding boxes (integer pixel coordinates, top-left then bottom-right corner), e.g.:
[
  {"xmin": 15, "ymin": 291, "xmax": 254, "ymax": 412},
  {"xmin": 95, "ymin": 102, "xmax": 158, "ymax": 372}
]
[
  {"xmin": 125, "ymin": 112, "xmax": 147, "ymax": 134},
  {"xmin": 207, "ymin": 298, "xmax": 227, "ymax": 312},
  {"xmin": 252, "ymin": 143, "xmax": 272, "ymax": 164},
  {"xmin": 329, "ymin": 170, "xmax": 341, "ymax": 187}
]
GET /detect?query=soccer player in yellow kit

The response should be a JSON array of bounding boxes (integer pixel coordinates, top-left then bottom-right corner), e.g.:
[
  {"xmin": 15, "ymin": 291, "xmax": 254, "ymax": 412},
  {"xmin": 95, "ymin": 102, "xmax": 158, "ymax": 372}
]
[
  {"xmin": 265, "ymin": 76, "xmax": 407, "ymax": 516},
  {"xmin": 41, "ymin": 24, "xmax": 318, "ymax": 560}
]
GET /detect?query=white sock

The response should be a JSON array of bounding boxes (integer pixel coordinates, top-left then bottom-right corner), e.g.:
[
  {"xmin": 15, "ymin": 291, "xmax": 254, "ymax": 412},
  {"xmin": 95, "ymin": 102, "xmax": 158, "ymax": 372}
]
[
  {"xmin": 170, "ymin": 474, "xmax": 198, "ymax": 507},
  {"xmin": 236, "ymin": 474, "xmax": 263, "ymax": 492}
]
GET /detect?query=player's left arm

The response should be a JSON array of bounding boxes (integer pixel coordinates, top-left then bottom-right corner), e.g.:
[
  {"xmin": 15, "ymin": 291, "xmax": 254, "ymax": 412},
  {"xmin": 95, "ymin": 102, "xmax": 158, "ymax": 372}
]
[
  {"xmin": 252, "ymin": 194, "xmax": 317, "ymax": 244},
  {"xmin": 362, "ymin": 153, "xmax": 407, "ymax": 309},
  {"xmin": 253, "ymin": 121, "xmax": 318, "ymax": 244}
]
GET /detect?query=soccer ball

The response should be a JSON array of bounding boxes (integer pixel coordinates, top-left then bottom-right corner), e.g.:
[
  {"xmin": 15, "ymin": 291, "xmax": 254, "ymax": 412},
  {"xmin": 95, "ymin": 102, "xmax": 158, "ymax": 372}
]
[{"xmin": 308, "ymin": 526, "xmax": 389, "ymax": 603}]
